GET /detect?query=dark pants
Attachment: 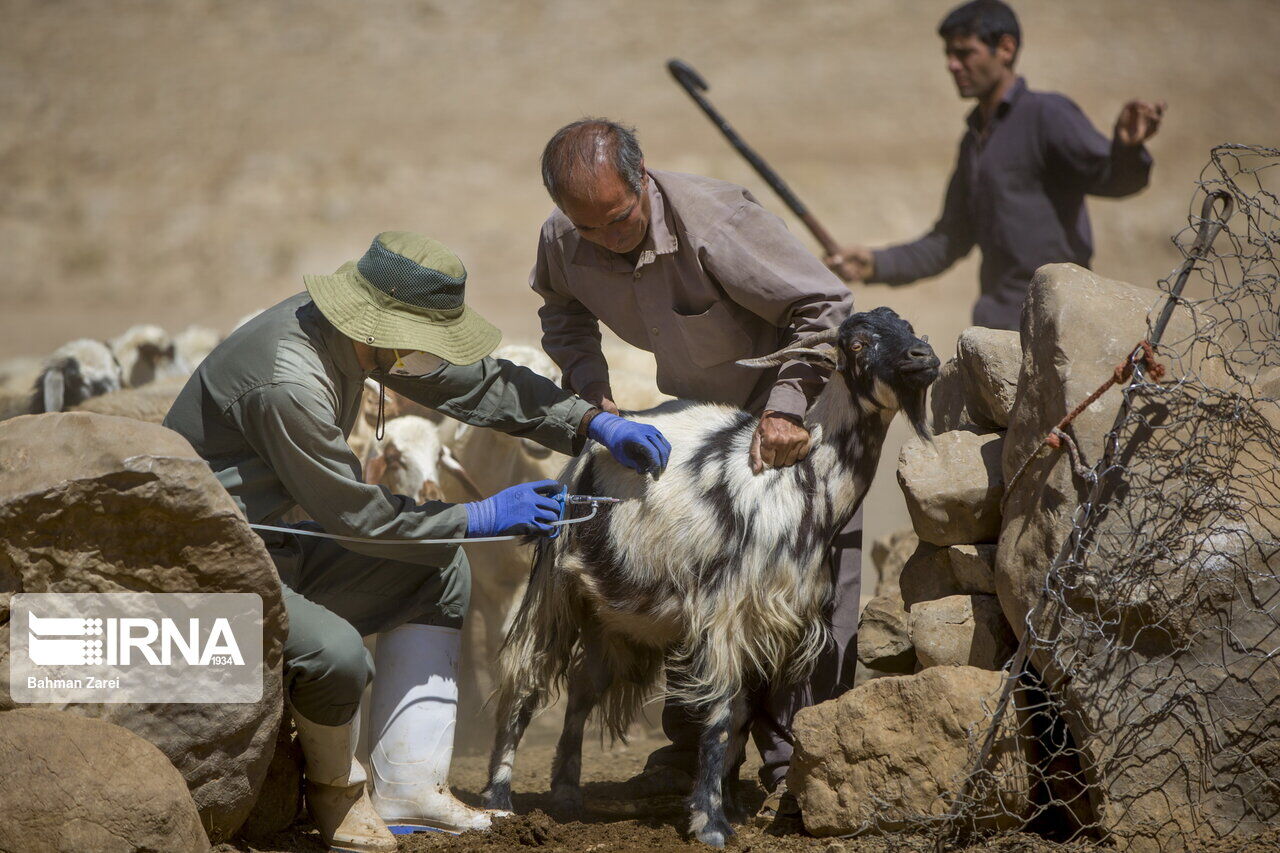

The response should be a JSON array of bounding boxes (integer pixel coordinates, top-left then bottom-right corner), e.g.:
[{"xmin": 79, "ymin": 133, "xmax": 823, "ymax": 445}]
[
  {"xmin": 263, "ymin": 528, "xmax": 471, "ymax": 726},
  {"xmin": 644, "ymin": 507, "xmax": 863, "ymax": 790}
]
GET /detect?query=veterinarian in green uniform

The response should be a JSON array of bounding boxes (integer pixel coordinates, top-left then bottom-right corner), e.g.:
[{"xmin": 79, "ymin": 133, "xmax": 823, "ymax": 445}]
[{"xmin": 165, "ymin": 232, "xmax": 669, "ymax": 852}]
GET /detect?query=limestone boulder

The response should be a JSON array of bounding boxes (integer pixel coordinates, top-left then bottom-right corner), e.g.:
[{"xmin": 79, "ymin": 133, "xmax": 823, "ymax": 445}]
[
  {"xmin": 996, "ymin": 264, "xmax": 1159, "ymax": 634},
  {"xmin": 929, "ymin": 357, "xmax": 978, "ymax": 433},
  {"xmin": 956, "ymin": 327, "xmax": 1021, "ymax": 428},
  {"xmin": 898, "ymin": 429, "xmax": 1004, "ymax": 546},
  {"xmin": 0, "ymin": 413, "xmax": 287, "ymax": 842},
  {"xmin": 867, "ymin": 528, "xmax": 918, "ymax": 600},
  {"xmin": 0, "ymin": 709, "xmax": 209, "ymax": 853},
  {"xmin": 909, "ymin": 594, "xmax": 1016, "ymax": 670},
  {"xmin": 789, "ymin": 666, "xmax": 1031, "ymax": 836},
  {"xmin": 900, "ymin": 543, "xmax": 998, "ymax": 608},
  {"xmin": 856, "ymin": 592, "xmax": 915, "ymax": 674}
]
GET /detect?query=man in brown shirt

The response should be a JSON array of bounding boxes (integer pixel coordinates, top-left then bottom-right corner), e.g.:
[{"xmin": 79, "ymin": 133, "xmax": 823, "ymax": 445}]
[{"xmin": 529, "ymin": 118, "xmax": 860, "ymax": 814}]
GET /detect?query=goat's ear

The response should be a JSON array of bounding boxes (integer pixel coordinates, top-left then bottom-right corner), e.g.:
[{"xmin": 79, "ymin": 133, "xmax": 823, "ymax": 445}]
[
  {"xmin": 737, "ymin": 346, "xmax": 838, "ymax": 370},
  {"xmin": 42, "ymin": 370, "xmax": 65, "ymax": 413}
]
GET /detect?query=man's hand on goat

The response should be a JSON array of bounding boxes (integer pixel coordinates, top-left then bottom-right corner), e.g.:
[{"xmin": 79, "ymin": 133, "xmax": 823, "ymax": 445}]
[
  {"xmin": 588, "ymin": 412, "xmax": 672, "ymax": 476},
  {"xmin": 579, "ymin": 381, "xmax": 621, "ymax": 416},
  {"xmin": 823, "ymin": 245, "xmax": 874, "ymax": 283},
  {"xmin": 464, "ymin": 479, "xmax": 566, "ymax": 537},
  {"xmin": 750, "ymin": 411, "xmax": 812, "ymax": 474}
]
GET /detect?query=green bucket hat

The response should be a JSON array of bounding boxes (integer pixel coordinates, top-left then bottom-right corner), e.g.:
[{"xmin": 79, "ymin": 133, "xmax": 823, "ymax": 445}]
[{"xmin": 304, "ymin": 231, "xmax": 501, "ymax": 364}]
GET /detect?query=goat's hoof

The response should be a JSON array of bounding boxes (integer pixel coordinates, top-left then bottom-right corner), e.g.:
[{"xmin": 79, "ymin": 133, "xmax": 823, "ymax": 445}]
[
  {"xmin": 481, "ymin": 786, "xmax": 513, "ymax": 812},
  {"xmin": 690, "ymin": 812, "xmax": 735, "ymax": 848},
  {"xmin": 724, "ymin": 798, "xmax": 748, "ymax": 825},
  {"xmin": 550, "ymin": 785, "xmax": 584, "ymax": 818}
]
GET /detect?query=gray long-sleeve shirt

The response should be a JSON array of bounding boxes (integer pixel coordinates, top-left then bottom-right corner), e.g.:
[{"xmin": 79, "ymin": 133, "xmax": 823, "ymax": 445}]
[
  {"xmin": 531, "ymin": 169, "xmax": 853, "ymax": 416},
  {"xmin": 164, "ymin": 293, "xmax": 593, "ymax": 568},
  {"xmin": 871, "ymin": 77, "xmax": 1153, "ymax": 330}
]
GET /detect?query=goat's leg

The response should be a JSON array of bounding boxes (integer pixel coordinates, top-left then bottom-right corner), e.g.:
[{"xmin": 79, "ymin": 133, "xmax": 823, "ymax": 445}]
[
  {"xmin": 720, "ymin": 695, "xmax": 752, "ymax": 824},
  {"xmin": 686, "ymin": 691, "xmax": 747, "ymax": 847},
  {"xmin": 481, "ymin": 684, "xmax": 541, "ymax": 812},
  {"xmin": 548, "ymin": 631, "xmax": 611, "ymax": 817}
]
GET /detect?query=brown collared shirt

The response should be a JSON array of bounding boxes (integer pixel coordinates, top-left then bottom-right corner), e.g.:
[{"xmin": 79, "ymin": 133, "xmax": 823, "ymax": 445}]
[{"xmin": 531, "ymin": 170, "xmax": 853, "ymax": 417}]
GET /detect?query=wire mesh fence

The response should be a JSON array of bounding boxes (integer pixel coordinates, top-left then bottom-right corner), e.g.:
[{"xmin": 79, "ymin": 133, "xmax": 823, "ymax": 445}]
[
  {"xmin": 946, "ymin": 144, "xmax": 1280, "ymax": 850},
  {"xmin": 845, "ymin": 145, "xmax": 1280, "ymax": 852}
]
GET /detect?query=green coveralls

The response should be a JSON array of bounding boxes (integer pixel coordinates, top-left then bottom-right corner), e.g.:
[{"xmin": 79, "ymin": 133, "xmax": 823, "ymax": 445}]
[{"xmin": 164, "ymin": 293, "xmax": 592, "ymax": 724}]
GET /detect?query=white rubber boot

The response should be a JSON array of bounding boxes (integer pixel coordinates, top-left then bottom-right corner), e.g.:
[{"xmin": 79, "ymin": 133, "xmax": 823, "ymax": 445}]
[
  {"xmin": 291, "ymin": 703, "xmax": 398, "ymax": 853},
  {"xmin": 369, "ymin": 623, "xmax": 509, "ymax": 835}
]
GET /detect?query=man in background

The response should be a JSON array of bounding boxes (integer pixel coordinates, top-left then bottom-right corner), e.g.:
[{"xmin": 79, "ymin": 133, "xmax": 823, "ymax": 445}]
[
  {"xmin": 826, "ymin": 0, "xmax": 1164, "ymax": 330},
  {"xmin": 529, "ymin": 118, "xmax": 857, "ymax": 822}
]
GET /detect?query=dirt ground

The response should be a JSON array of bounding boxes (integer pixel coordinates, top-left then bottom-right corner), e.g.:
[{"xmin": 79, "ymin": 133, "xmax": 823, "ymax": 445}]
[{"xmin": 213, "ymin": 729, "xmax": 1280, "ymax": 853}]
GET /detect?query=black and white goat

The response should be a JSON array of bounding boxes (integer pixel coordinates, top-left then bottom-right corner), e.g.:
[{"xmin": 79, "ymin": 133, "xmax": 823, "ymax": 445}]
[{"xmin": 482, "ymin": 308, "xmax": 939, "ymax": 846}]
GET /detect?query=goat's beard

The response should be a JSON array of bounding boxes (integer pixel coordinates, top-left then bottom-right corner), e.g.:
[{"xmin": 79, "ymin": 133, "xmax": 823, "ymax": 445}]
[{"xmin": 901, "ymin": 386, "xmax": 931, "ymax": 441}]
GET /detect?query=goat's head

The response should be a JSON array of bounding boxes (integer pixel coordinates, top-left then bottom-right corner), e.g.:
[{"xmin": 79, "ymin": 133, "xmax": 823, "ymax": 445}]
[{"xmin": 738, "ymin": 307, "xmax": 939, "ymax": 438}]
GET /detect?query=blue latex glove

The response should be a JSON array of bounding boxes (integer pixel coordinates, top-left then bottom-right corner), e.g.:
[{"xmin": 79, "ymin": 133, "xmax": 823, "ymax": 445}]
[
  {"xmin": 465, "ymin": 479, "xmax": 566, "ymax": 538},
  {"xmin": 587, "ymin": 412, "xmax": 672, "ymax": 476}
]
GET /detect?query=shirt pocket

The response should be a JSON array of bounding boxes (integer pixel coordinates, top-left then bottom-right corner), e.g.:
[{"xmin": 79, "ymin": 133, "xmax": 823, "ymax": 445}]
[{"xmin": 671, "ymin": 301, "xmax": 754, "ymax": 368}]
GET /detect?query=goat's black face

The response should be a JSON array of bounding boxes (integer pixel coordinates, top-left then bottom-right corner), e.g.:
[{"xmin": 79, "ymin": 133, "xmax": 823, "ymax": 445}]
[
  {"xmin": 736, "ymin": 306, "xmax": 939, "ymax": 437},
  {"xmin": 837, "ymin": 307, "xmax": 939, "ymax": 438}
]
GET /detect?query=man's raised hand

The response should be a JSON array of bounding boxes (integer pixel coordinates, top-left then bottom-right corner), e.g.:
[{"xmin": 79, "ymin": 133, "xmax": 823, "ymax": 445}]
[{"xmin": 1114, "ymin": 100, "xmax": 1166, "ymax": 147}]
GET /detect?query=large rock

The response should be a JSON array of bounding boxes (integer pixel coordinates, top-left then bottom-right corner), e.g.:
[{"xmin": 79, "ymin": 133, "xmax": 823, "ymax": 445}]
[
  {"xmin": 867, "ymin": 528, "xmax": 918, "ymax": 600},
  {"xmin": 900, "ymin": 543, "xmax": 998, "ymax": 608},
  {"xmin": 996, "ymin": 264, "xmax": 1161, "ymax": 633},
  {"xmin": 995, "ymin": 264, "xmax": 1280, "ymax": 848},
  {"xmin": 856, "ymin": 592, "xmax": 915, "ymax": 674},
  {"xmin": 898, "ymin": 429, "xmax": 1004, "ymax": 546},
  {"xmin": 929, "ymin": 357, "xmax": 978, "ymax": 433},
  {"xmin": 0, "ymin": 709, "xmax": 209, "ymax": 853},
  {"xmin": 0, "ymin": 413, "xmax": 287, "ymax": 842},
  {"xmin": 956, "ymin": 327, "xmax": 1021, "ymax": 428},
  {"xmin": 789, "ymin": 666, "xmax": 1031, "ymax": 835},
  {"xmin": 909, "ymin": 594, "xmax": 1016, "ymax": 670}
]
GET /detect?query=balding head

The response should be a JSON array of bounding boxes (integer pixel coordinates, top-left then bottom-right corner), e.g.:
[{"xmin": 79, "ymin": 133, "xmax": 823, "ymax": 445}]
[
  {"xmin": 541, "ymin": 119, "xmax": 645, "ymax": 206},
  {"xmin": 540, "ymin": 119, "xmax": 653, "ymax": 256}
]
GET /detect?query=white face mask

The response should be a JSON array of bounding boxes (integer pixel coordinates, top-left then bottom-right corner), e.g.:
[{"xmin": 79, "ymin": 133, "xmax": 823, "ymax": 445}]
[{"xmin": 390, "ymin": 350, "xmax": 447, "ymax": 377}]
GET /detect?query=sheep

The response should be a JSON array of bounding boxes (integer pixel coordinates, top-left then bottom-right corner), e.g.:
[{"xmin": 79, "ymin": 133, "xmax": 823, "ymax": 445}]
[
  {"xmin": 482, "ymin": 307, "xmax": 939, "ymax": 846},
  {"xmin": 173, "ymin": 325, "xmax": 222, "ymax": 374},
  {"xmin": 70, "ymin": 376, "xmax": 189, "ymax": 424},
  {"xmin": 436, "ymin": 342, "xmax": 571, "ymax": 750},
  {"xmin": 29, "ymin": 339, "xmax": 125, "ymax": 414},
  {"xmin": 110, "ymin": 324, "xmax": 182, "ymax": 388},
  {"xmin": 362, "ymin": 414, "xmax": 451, "ymax": 504}
]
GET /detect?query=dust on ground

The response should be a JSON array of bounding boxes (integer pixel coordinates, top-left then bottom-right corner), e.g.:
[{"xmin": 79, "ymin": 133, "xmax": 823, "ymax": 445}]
[{"xmin": 214, "ymin": 729, "xmax": 1280, "ymax": 853}]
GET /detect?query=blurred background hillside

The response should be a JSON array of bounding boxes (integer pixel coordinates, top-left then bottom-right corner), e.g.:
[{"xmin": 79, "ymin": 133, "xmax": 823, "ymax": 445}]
[{"xmin": 3, "ymin": 0, "xmax": 1278, "ymax": 540}]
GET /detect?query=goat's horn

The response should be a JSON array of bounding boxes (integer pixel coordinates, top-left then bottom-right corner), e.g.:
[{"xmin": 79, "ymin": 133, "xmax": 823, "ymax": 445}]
[
  {"xmin": 737, "ymin": 327, "xmax": 840, "ymax": 370},
  {"xmin": 788, "ymin": 328, "xmax": 840, "ymax": 350}
]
